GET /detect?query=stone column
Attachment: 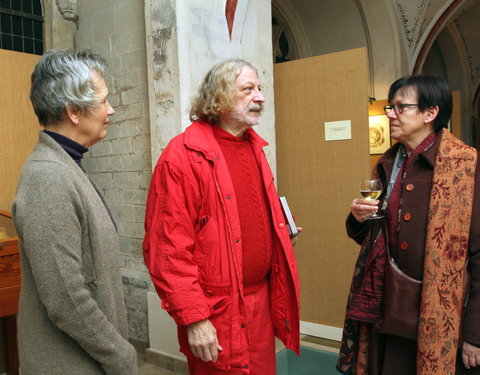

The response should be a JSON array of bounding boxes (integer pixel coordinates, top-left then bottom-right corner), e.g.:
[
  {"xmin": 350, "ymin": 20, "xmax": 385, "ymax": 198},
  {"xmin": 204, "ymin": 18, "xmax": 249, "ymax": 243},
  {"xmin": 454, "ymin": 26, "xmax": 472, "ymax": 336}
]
[
  {"xmin": 52, "ymin": 0, "xmax": 78, "ymax": 49},
  {"xmin": 144, "ymin": 0, "xmax": 182, "ymax": 165},
  {"xmin": 50, "ymin": 0, "xmax": 78, "ymax": 49}
]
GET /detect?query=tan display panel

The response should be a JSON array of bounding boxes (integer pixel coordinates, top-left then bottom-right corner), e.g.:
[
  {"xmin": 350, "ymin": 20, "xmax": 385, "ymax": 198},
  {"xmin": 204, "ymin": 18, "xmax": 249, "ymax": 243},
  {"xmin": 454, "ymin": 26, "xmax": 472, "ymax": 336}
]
[
  {"xmin": 0, "ymin": 49, "xmax": 40, "ymax": 212},
  {"xmin": 274, "ymin": 48, "xmax": 370, "ymax": 328}
]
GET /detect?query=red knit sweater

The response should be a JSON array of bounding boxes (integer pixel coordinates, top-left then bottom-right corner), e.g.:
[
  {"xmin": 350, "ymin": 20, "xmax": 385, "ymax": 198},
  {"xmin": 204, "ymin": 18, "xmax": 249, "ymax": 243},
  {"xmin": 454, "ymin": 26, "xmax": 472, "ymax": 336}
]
[{"xmin": 213, "ymin": 125, "xmax": 274, "ymax": 294}]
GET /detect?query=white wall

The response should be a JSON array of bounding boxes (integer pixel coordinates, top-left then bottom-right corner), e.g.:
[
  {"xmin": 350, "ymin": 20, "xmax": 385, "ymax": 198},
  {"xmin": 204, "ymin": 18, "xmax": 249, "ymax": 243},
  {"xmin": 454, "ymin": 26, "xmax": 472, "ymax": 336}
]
[
  {"xmin": 292, "ymin": 0, "xmax": 367, "ymax": 57},
  {"xmin": 146, "ymin": 0, "xmax": 277, "ymax": 169},
  {"xmin": 147, "ymin": 292, "xmax": 185, "ymax": 359}
]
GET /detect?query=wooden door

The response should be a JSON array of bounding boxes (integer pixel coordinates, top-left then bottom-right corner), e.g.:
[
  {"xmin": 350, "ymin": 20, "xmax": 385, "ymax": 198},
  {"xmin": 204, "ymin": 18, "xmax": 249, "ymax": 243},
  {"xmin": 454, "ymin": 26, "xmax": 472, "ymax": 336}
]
[{"xmin": 274, "ymin": 48, "xmax": 370, "ymax": 336}]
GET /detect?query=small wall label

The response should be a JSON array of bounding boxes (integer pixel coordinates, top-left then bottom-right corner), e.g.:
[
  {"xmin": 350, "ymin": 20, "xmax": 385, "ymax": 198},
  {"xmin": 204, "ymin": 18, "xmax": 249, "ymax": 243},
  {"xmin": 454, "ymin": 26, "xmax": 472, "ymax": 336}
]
[{"xmin": 324, "ymin": 120, "xmax": 352, "ymax": 141}]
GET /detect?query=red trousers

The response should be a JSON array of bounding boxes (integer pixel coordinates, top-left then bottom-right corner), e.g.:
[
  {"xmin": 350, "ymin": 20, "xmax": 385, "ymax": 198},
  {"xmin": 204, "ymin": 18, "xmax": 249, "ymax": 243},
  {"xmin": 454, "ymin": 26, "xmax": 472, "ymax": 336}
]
[{"xmin": 188, "ymin": 280, "xmax": 276, "ymax": 375}]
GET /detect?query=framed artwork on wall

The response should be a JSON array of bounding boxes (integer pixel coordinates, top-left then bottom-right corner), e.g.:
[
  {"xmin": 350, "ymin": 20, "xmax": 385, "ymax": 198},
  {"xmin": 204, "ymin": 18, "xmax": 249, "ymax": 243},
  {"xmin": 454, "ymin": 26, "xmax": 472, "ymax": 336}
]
[{"xmin": 369, "ymin": 115, "xmax": 390, "ymax": 155}]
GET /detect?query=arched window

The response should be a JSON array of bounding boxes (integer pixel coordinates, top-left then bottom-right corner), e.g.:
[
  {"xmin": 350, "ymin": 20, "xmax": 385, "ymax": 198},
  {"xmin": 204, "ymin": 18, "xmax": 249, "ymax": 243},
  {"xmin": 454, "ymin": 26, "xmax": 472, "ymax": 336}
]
[
  {"xmin": 0, "ymin": 0, "xmax": 44, "ymax": 55},
  {"xmin": 271, "ymin": 3, "xmax": 301, "ymax": 64}
]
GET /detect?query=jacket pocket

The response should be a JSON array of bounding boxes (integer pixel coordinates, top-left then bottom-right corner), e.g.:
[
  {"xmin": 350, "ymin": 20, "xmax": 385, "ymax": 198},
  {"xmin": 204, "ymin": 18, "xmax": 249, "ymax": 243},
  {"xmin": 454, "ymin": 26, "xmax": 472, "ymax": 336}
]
[
  {"xmin": 199, "ymin": 280, "xmax": 232, "ymax": 318},
  {"xmin": 193, "ymin": 216, "xmax": 224, "ymax": 280}
]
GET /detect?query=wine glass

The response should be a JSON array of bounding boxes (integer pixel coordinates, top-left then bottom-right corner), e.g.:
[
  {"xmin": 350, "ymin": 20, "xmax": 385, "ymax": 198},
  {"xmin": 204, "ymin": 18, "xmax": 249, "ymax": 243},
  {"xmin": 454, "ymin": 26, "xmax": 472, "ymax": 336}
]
[{"xmin": 359, "ymin": 179, "xmax": 383, "ymax": 219}]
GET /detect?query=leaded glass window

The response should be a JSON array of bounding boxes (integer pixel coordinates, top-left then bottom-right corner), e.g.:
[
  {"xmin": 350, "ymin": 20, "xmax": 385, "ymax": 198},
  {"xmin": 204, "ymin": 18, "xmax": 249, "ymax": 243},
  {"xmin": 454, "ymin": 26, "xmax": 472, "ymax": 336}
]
[{"xmin": 0, "ymin": 0, "xmax": 44, "ymax": 55}]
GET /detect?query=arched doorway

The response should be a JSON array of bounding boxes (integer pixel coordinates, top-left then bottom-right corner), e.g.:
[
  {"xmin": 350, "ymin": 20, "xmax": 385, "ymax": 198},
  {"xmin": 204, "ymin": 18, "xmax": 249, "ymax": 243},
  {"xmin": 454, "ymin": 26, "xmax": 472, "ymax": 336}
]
[{"xmin": 418, "ymin": 1, "xmax": 480, "ymax": 146}]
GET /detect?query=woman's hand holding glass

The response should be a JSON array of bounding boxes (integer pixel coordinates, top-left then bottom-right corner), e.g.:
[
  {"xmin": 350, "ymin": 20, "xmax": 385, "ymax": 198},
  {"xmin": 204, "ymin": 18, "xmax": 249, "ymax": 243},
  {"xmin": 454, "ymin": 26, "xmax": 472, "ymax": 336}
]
[{"xmin": 351, "ymin": 179, "xmax": 383, "ymax": 222}]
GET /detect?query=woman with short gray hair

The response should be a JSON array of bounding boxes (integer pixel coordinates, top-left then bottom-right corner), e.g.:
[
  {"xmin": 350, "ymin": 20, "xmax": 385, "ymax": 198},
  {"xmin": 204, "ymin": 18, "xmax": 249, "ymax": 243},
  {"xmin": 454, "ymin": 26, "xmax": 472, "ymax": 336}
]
[{"xmin": 12, "ymin": 49, "xmax": 138, "ymax": 375}]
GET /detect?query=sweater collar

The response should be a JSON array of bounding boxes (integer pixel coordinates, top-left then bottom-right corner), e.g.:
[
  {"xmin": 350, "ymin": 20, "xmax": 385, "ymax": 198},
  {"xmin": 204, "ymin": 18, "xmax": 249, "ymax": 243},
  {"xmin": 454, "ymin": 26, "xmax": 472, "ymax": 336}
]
[
  {"xmin": 417, "ymin": 131, "xmax": 441, "ymax": 168},
  {"xmin": 43, "ymin": 129, "xmax": 89, "ymax": 164},
  {"xmin": 378, "ymin": 131, "xmax": 441, "ymax": 175},
  {"xmin": 211, "ymin": 123, "xmax": 249, "ymax": 143},
  {"xmin": 184, "ymin": 120, "xmax": 267, "ymax": 160}
]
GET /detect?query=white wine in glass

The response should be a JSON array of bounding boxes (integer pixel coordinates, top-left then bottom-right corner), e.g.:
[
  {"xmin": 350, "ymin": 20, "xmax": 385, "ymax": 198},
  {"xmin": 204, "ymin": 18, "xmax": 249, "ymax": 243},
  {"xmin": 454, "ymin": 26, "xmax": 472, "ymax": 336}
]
[{"xmin": 359, "ymin": 179, "xmax": 383, "ymax": 219}]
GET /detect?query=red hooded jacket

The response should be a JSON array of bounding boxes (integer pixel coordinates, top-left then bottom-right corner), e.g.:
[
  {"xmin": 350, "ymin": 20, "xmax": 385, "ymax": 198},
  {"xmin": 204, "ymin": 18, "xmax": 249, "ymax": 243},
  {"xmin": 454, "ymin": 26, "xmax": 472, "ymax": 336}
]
[{"xmin": 143, "ymin": 120, "xmax": 300, "ymax": 371}]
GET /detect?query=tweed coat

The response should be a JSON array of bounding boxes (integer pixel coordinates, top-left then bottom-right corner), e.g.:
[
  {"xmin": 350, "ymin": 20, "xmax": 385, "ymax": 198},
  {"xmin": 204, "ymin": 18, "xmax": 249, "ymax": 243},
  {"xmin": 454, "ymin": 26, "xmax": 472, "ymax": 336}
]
[
  {"xmin": 346, "ymin": 133, "xmax": 480, "ymax": 374},
  {"xmin": 12, "ymin": 132, "xmax": 138, "ymax": 375}
]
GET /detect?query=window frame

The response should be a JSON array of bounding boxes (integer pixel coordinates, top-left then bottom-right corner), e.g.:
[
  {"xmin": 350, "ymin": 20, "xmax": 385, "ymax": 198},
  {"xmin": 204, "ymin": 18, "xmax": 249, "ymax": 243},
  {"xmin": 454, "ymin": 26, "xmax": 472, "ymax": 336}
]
[{"xmin": 0, "ymin": 0, "xmax": 44, "ymax": 55}]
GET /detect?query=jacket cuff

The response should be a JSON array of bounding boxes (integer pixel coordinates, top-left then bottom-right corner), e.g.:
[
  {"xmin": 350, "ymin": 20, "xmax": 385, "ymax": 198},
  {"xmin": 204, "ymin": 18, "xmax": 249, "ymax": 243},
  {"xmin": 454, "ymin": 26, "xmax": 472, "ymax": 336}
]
[
  {"xmin": 462, "ymin": 304, "xmax": 480, "ymax": 346},
  {"xmin": 169, "ymin": 305, "xmax": 211, "ymax": 327},
  {"xmin": 346, "ymin": 214, "xmax": 370, "ymax": 239}
]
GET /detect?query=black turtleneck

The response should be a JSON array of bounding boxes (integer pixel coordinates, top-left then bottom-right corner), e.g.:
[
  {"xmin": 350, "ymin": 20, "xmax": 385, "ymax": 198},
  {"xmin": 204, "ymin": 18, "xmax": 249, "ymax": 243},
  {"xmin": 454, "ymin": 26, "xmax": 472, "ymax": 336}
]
[
  {"xmin": 43, "ymin": 129, "xmax": 118, "ymax": 232},
  {"xmin": 43, "ymin": 129, "xmax": 89, "ymax": 164}
]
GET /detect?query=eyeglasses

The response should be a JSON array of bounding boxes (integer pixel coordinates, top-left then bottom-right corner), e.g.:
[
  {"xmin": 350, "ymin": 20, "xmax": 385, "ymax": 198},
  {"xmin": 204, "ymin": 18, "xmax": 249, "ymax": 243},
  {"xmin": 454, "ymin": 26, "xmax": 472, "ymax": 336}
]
[{"xmin": 384, "ymin": 104, "xmax": 419, "ymax": 115}]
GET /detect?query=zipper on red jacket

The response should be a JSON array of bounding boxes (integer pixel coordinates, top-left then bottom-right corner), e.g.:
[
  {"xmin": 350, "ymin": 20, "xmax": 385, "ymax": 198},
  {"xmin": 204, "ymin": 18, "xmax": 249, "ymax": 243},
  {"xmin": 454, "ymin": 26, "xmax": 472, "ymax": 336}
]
[
  {"xmin": 211, "ymin": 165, "xmax": 244, "ymax": 292},
  {"xmin": 199, "ymin": 153, "xmax": 245, "ymax": 296},
  {"xmin": 209, "ymin": 156, "xmax": 250, "ymax": 362}
]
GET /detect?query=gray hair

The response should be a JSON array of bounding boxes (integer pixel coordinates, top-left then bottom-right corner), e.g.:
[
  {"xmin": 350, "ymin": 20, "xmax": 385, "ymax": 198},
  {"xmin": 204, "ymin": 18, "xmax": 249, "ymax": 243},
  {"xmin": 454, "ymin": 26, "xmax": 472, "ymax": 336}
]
[
  {"xmin": 30, "ymin": 49, "xmax": 108, "ymax": 126},
  {"xmin": 189, "ymin": 58, "xmax": 258, "ymax": 124}
]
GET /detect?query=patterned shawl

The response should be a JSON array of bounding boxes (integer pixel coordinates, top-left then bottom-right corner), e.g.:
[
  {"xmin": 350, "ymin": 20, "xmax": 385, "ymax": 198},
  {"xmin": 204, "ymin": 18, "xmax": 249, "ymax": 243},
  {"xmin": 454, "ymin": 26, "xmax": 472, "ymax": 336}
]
[{"xmin": 337, "ymin": 129, "xmax": 477, "ymax": 375}]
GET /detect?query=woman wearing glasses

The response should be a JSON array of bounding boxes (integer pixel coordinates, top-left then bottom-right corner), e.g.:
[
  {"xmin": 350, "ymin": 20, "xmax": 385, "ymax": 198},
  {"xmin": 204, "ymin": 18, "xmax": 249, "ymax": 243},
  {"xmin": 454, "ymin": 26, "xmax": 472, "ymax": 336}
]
[{"xmin": 337, "ymin": 76, "xmax": 480, "ymax": 375}]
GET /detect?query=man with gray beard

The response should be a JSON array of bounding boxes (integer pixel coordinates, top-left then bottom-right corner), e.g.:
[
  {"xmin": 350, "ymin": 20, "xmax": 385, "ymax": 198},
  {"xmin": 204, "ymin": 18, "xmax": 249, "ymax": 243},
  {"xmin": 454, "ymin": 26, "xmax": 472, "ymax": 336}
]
[{"xmin": 143, "ymin": 59, "xmax": 301, "ymax": 375}]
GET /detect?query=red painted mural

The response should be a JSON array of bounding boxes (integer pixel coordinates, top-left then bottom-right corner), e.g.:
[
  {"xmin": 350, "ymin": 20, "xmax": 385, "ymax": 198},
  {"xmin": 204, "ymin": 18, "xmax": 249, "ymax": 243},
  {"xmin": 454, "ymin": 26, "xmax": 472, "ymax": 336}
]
[{"xmin": 225, "ymin": 0, "xmax": 238, "ymax": 40}]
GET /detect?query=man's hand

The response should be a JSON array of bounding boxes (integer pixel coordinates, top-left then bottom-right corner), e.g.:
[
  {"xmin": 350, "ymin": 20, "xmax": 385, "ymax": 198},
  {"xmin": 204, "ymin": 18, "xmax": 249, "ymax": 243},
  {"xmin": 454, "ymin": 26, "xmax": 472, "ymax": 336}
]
[
  {"xmin": 462, "ymin": 341, "xmax": 480, "ymax": 369},
  {"xmin": 291, "ymin": 227, "xmax": 303, "ymax": 246},
  {"xmin": 186, "ymin": 319, "xmax": 223, "ymax": 362}
]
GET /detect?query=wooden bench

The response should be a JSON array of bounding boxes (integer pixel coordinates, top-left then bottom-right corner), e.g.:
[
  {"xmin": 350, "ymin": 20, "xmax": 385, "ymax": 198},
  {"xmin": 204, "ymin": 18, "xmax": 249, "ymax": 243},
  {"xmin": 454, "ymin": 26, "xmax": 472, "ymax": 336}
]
[{"xmin": 0, "ymin": 210, "xmax": 20, "ymax": 375}]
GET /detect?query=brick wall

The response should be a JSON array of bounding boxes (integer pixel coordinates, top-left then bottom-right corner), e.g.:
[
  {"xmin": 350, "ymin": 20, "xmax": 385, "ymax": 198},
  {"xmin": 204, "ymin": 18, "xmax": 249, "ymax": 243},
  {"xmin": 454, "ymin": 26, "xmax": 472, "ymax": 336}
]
[{"xmin": 75, "ymin": 0, "xmax": 152, "ymax": 345}]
